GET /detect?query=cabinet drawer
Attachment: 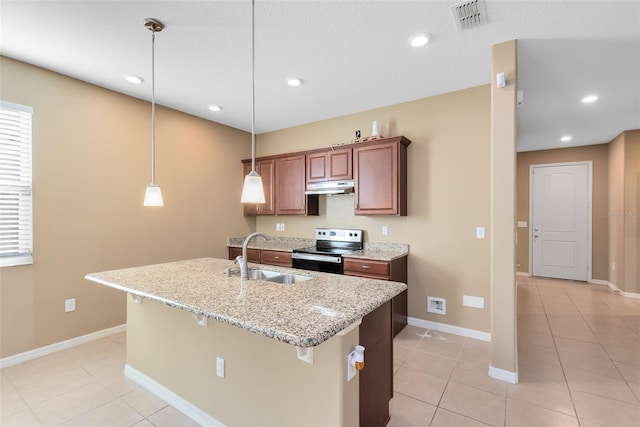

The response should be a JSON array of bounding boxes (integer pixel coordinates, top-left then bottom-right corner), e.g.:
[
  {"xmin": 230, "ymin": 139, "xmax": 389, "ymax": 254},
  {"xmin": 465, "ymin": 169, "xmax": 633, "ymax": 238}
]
[
  {"xmin": 261, "ymin": 250, "xmax": 292, "ymax": 267},
  {"xmin": 343, "ymin": 258, "xmax": 390, "ymax": 279}
]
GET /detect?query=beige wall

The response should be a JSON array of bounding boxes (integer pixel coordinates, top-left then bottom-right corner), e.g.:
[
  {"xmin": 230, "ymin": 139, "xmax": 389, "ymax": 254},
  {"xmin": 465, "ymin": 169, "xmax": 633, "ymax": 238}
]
[
  {"xmin": 0, "ymin": 57, "xmax": 255, "ymax": 358},
  {"xmin": 608, "ymin": 134, "xmax": 626, "ymax": 289},
  {"xmin": 623, "ymin": 131, "xmax": 639, "ymax": 293},
  {"xmin": 516, "ymin": 144, "xmax": 610, "ymax": 279},
  {"xmin": 255, "ymin": 85, "xmax": 493, "ymax": 334},
  {"xmin": 127, "ymin": 298, "xmax": 359, "ymax": 425}
]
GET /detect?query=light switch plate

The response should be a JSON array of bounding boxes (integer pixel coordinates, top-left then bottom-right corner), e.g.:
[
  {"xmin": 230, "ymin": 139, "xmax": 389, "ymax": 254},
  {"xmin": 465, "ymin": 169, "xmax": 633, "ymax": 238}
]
[
  {"xmin": 476, "ymin": 227, "xmax": 485, "ymax": 239},
  {"xmin": 216, "ymin": 357, "xmax": 225, "ymax": 378},
  {"xmin": 65, "ymin": 298, "xmax": 76, "ymax": 312},
  {"xmin": 463, "ymin": 295, "xmax": 485, "ymax": 309}
]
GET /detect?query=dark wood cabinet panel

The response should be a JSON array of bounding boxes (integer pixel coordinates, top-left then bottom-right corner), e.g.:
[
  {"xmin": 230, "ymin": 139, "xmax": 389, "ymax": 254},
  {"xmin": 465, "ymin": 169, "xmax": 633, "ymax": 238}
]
[
  {"xmin": 344, "ymin": 256, "xmax": 408, "ymax": 338},
  {"xmin": 359, "ymin": 299, "xmax": 392, "ymax": 427},
  {"xmin": 306, "ymin": 148, "xmax": 352, "ymax": 184},
  {"xmin": 276, "ymin": 155, "xmax": 319, "ymax": 216},
  {"xmin": 353, "ymin": 136, "xmax": 410, "ymax": 216},
  {"xmin": 242, "ymin": 159, "xmax": 275, "ymax": 216},
  {"xmin": 228, "ymin": 247, "xmax": 261, "ymax": 263}
]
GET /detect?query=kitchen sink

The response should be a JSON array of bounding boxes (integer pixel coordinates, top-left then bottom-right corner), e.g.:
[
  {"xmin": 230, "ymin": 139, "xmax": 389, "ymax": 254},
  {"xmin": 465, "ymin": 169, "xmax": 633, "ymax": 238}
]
[{"xmin": 248, "ymin": 269, "xmax": 313, "ymax": 284}]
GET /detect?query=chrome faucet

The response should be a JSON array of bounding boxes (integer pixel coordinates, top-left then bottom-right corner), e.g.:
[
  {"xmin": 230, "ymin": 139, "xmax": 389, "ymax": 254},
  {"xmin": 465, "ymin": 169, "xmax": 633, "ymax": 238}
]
[{"xmin": 237, "ymin": 232, "xmax": 269, "ymax": 280}]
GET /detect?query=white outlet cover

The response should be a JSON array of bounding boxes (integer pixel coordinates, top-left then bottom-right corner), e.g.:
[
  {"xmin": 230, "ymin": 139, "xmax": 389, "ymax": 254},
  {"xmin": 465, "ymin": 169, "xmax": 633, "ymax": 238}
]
[
  {"xmin": 463, "ymin": 295, "xmax": 485, "ymax": 309},
  {"xmin": 216, "ymin": 357, "xmax": 225, "ymax": 378},
  {"xmin": 65, "ymin": 298, "xmax": 75, "ymax": 312},
  {"xmin": 382, "ymin": 225, "xmax": 388, "ymax": 235}
]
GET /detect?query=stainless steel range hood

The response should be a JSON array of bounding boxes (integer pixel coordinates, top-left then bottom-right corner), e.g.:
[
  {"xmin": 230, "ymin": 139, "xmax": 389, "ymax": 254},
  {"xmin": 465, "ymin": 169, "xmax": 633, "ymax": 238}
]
[{"xmin": 305, "ymin": 180, "xmax": 354, "ymax": 195}]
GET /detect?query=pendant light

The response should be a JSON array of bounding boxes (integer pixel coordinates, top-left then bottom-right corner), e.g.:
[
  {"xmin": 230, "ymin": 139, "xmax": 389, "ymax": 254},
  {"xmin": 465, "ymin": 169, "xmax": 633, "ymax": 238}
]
[
  {"xmin": 143, "ymin": 18, "xmax": 164, "ymax": 207},
  {"xmin": 240, "ymin": 0, "xmax": 266, "ymax": 204}
]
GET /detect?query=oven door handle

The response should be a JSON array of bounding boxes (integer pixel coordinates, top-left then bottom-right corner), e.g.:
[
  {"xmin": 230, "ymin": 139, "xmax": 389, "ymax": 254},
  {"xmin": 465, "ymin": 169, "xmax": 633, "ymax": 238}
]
[{"xmin": 292, "ymin": 253, "xmax": 342, "ymax": 264}]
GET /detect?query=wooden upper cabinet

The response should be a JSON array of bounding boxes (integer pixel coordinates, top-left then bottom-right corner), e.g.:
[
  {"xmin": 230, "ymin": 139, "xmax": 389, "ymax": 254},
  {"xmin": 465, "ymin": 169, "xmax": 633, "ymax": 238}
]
[
  {"xmin": 242, "ymin": 159, "xmax": 275, "ymax": 216},
  {"xmin": 353, "ymin": 136, "xmax": 411, "ymax": 216},
  {"xmin": 275, "ymin": 155, "xmax": 319, "ymax": 216},
  {"xmin": 306, "ymin": 148, "xmax": 353, "ymax": 184}
]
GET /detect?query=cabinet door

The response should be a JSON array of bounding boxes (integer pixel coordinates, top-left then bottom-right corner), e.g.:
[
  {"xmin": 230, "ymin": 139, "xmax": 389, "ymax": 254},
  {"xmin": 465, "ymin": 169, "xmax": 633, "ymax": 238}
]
[
  {"xmin": 228, "ymin": 247, "xmax": 261, "ymax": 263},
  {"xmin": 354, "ymin": 141, "xmax": 399, "ymax": 215},
  {"xmin": 276, "ymin": 155, "xmax": 318, "ymax": 215},
  {"xmin": 243, "ymin": 159, "xmax": 275, "ymax": 216},
  {"xmin": 306, "ymin": 148, "xmax": 352, "ymax": 184}
]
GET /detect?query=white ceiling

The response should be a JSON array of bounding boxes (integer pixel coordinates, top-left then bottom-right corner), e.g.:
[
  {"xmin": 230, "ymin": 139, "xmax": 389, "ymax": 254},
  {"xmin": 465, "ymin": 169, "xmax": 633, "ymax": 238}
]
[{"xmin": 1, "ymin": 0, "xmax": 639, "ymax": 152}]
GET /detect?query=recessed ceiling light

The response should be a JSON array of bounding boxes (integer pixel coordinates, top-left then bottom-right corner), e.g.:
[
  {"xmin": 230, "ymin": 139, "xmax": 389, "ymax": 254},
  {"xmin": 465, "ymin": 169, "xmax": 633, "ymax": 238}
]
[
  {"xmin": 581, "ymin": 95, "xmax": 598, "ymax": 104},
  {"xmin": 208, "ymin": 105, "xmax": 222, "ymax": 112},
  {"xmin": 123, "ymin": 74, "xmax": 144, "ymax": 84},
  {"xmin": 408, "ymin": 33, "xmax": 430, "ymax": 47},
  {"xmin": 286, "ymin": 77, "xmax": 303, "ymax": 87},
  {"xmin": 561, "ymin": 135, "xmax": 572, "ymax": 142}
]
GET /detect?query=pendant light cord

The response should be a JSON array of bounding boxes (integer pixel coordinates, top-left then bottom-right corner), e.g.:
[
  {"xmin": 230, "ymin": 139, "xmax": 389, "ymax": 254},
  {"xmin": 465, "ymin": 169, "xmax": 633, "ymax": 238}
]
[
  {"xmin": 151, "ymin": 29, "xmax": 157, "ymax": 184},
  {"xmin": 251, "ymin": 0, "xmax": 256, "ymax": 173}
]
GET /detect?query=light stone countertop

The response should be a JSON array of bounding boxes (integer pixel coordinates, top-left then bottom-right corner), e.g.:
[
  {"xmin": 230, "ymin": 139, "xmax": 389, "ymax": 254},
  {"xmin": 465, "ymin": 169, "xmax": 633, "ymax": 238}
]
[
  {"xmin": 85, "ymin": 258, "xmax": 406, "ymax": 348},
  {"xmin": 227, "ymin": 237, "xmax": 409, "ymax": 261}
]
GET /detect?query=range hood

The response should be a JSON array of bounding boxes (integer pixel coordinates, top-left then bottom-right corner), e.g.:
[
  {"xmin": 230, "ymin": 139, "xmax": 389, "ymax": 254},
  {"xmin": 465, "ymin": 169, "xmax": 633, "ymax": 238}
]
[{"xmin": 305, "ymin": 180, "xmax": 355, "ymax": 195}]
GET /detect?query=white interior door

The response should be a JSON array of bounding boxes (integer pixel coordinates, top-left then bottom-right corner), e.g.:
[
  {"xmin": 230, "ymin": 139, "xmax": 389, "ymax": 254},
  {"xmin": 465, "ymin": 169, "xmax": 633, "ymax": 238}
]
[{"xmin": 531, "ymin": 163, "xmax": 590, "ymax": 281}]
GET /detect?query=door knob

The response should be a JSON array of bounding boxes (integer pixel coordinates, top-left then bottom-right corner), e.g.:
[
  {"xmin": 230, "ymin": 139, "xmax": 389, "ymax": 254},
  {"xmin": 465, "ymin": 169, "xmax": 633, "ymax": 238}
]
[{"xmin": 534, "ymin": 235, "xmax": 539, "ymax": 238}]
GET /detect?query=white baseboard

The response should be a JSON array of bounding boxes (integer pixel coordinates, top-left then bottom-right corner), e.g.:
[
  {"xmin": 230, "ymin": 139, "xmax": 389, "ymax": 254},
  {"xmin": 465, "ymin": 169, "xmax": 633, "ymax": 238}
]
[
  {"xmin": 488, "ymin": 365, "xmax": 518, "ymax": 384},
  {"xmin": 516, "ymin": 272, "xmax": 531, "ymax": 277},
  {"xmin": 407, "ymin": 317, "xmax": 491, "ymax": 342},
  {"xmin": 588, "ymin": 279, "xmax": 610, "ymax": 286},
  {"xmin": 0, "ymin": 324, "xmax": 126, "ymax": 369},
  {"xmin": 124, "ymin": 365, "xmax": 225, "ymax": 427},
  {"xmin": 603, "ymin": 281, "xmax": 640, "ymax": 299}
]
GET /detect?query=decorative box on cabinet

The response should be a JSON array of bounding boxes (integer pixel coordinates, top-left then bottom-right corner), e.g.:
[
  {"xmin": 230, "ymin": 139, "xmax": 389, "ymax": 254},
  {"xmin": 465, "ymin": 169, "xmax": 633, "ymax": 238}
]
[
  {"xmin": 344, "ymin": 256, "xmax": 408, "ymax": 337},
  {"xmin": 353, "ymin": 136, "xmax": 410, "ymax": 216},
  {"xmin": 275, "ymin": 155, "xmax": 319, "ymax": 216},
  {"xmin": 306, "ymin": 148, "xmax": 353, "ymax": 184},
  {"xmin": 242, "ymin": 159, "xmax": 275, "ymax": 216}
]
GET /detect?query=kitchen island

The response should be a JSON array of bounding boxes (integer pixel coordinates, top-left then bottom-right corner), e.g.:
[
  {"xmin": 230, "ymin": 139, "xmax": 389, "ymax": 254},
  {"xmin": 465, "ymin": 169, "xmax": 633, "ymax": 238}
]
[{"xmin": 85, "ymin": 257, "xmax": 406, "ymax": 426}]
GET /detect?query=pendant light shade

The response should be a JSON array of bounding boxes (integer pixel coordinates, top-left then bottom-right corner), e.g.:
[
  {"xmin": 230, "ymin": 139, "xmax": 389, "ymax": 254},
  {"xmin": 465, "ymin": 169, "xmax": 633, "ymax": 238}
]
[
  {"xmin": 240, "ymin": 0, "xmax": 266, "ymax": 204},
  {"xmin": 143, "ymin": 18, "xmax": 164, "ymax": 207}
]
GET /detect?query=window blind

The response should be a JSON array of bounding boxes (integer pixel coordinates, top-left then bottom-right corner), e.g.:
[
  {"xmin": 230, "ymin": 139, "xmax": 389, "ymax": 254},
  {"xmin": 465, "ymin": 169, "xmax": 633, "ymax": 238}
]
[{"xmin": 0, "ymin": 101, "xmax": 33, "ymax": 267}]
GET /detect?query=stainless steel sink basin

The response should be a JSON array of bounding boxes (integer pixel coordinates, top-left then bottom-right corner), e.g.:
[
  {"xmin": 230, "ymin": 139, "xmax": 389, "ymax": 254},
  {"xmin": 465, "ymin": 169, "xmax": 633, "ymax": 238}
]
[
  {"xmin": 247, "ymin": 269, "xmax": 312, "ymax": 284},
  {"xmin": 246, "ymin": 269, "xmax": 281, "ymax": 280}
]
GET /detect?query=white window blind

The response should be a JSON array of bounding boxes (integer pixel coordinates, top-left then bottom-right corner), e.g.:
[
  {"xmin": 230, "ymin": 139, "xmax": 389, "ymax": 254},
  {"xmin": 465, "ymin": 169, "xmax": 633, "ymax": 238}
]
[{"xmin": 0, "ymin": 101, "xmax": 33, "ymax": 267}]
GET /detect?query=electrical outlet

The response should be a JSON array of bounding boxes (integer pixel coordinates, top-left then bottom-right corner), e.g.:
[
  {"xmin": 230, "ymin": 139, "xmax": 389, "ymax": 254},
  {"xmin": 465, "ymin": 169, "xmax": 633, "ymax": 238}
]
[
  {"xmin": 65, "ymin": 298, "xmax": 76, "ymax": 313},
  {"xmin": 463, "ymin": 295, "xmax": 485, "ymax": 309},
  {"xmin": 382, "ymin": 225, "xmax": 388, "ymax": 235},
  {"xmin": 427, "ymin": 297, "xmax": 446, "ymax": 315},
  {"xmin": 216, "ymin": 357, "xmax": 225, "ymax": 378}
]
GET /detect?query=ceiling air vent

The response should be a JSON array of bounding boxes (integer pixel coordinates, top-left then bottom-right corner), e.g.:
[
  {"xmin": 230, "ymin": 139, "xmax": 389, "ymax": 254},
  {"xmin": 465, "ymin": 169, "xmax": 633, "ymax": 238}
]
[{"xmin": 451, "ymin": 0, "xmax": 487, "ymax": 31}]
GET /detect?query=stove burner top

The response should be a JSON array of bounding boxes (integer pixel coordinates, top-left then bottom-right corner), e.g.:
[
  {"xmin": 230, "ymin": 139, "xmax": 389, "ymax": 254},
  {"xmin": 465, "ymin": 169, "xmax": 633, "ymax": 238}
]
[{"xmin": 294, "ymin": 246, "xmax": 356, "ymax": 256}]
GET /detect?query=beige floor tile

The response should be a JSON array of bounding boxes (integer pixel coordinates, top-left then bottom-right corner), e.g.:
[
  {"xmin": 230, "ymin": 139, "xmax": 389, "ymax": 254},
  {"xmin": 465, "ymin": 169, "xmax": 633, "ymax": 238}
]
[
  {"xmin": 60, "ymin": 398, "xmax": 144, "ymax": 426},
  {"xmin": 601, "ymin": 343, "xmax": 640, "ymax": 366},
  {"xmin": 146, "ymin": 405, "xmax": 201, "ymax": 427},
  {"xmin": 3, "ymin": 354, "xmax": 78, "ymax": 389},
  {"xmin": 402, "ymin": 348, "xmax": 457, "ymax": 380},
  {"xmin": 98, "ymin": 374, "xmax": 140, "ymax": 397},
  {"xmin": 550, "ymin": 325, "xmax": 599, "ymax": 344},
  {"xmin": 121, "ymin": 386, "xmax": 168, "ymax": 417},
  {"xmin": 615, "ymin": 360, "xmax": 640, "ymax": 383},
  {"xmin": 82, "ymin": 352, "xmax": 126, "ymax": 380},
  {"xmin": 572, "ymin": 389, "xmax": 640, "ymax": 426},
  {"xmin": 553, "ymin": 336, "xmax": 609, "ymax": 359},
  {"xmin": 506, "ymin": 398, "xmax": 579, "ymax": 427},
  {"xmin": 565, "ymin": 369, "xmax": 639, "ymax": 404},
  {"xmin": 519, "ymin": 330, "xmax": 556, "ymax": 349},
  {"xmin": 394, "ymin": 366, "xmax": 448, "ymax": 406},
  {"xmin": 12, "ymin": 365, "xmax": 94, "ymax": 406},
  {"xmin": 109, "ymin": 331, "xmax": 127, "ymax": 346},
  {"xmin": 558, "ymin": 349, "xmax": 623, "ymax": 379},
  {"xmin": 517, "ymin": 358, "xmax": 567, "ymax": 386},
  {"xmin": 415, "ymin": 334, "xmax": 464, "ymax": 359},
  {"xmin": 506, "ymin": 381, "xmax": 575, "ymax": 416},
  {"xmin": 30, "ymin": 381, "xmax": 117, "ymax": 426},
  {"xmin": 439, "ymin": 382, "xmax": 505, "ymax": 427},
  {"xmin": 0, "ymin": 408, "xmax": 43, "ymax": 427},
  {"xmin": 62, "ymin": 338, "xmax": 125, "ymax": 367},
  {"xmin": 394, "ymin": 325, "xmax": 428, "ymax": 348},
  {"xmin": 1, "ymin": 379, "xmax": 28, "ymax": 416},
  {"xmin": 132, "ymin": 419, "xmax": 156, "ymax": 427},
  {"xmin": 628, "ymin": 381, "xmax": 640, "ymax": 403},
  {"xmin": 430, "ymin": 407, "xmax": 492, "ymax": 426},
  {"xmin": 387, "ymin": 394, "xmax": 437, "ymax": 427},
  {"xmin": 518, "ymin": 343, "xmax": 561, "ymax": 367},
  {"xmin": 449, "ymin": 359, "xmax": 507, "ymax": 396},
  {"xmin": 458, "ymin": 339, "xmax": 492, "ymax": 365}
]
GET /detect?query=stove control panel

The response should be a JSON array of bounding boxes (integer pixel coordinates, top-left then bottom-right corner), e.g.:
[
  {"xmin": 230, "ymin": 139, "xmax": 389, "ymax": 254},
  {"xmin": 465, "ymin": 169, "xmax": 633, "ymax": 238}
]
[{"xmin": 315, "ymin": 228, "xmax": 363, "ymax": 243}]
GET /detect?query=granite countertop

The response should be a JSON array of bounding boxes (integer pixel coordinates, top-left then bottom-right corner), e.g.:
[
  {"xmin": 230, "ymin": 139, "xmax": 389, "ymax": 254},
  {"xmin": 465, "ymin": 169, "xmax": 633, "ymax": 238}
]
[
  {"xmin": 85, "ymin": 258, "xmax": 406, "ymax": 348},
  {"xmin": 227, "ymin": 237, "xmax": 409, "ymax": 261}
]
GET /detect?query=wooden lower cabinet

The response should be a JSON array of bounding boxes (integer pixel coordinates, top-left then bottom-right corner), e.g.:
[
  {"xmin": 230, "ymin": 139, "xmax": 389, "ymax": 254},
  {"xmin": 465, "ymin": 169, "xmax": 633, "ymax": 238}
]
[
  {"xmin": 228, "ymin": 247, "xmax": 291, "ymax": 267},
  {"xmin": 344, "ymin": 256, "xmax": 408, "ymax": 337},
  {"xmin": 359, "ymin": 299, "xmax": 392, "ymax": 427}
]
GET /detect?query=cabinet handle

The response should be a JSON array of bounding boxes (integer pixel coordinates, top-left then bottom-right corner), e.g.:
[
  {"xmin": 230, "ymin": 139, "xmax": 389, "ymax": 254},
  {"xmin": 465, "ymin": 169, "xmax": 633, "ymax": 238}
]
[
  {"xmin": 361, "ymin": 265, "xmax": 370, "ymax": 269},
  {"xmin": 274, "ymin": 256, "xmax": 280, "ymax": 259}
]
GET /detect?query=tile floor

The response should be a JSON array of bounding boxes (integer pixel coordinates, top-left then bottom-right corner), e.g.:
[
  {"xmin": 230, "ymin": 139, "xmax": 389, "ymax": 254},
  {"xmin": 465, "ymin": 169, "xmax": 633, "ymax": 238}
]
[{"xmin": 1, "ymin": 276, "xmax": 639, "ymax": 426}]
